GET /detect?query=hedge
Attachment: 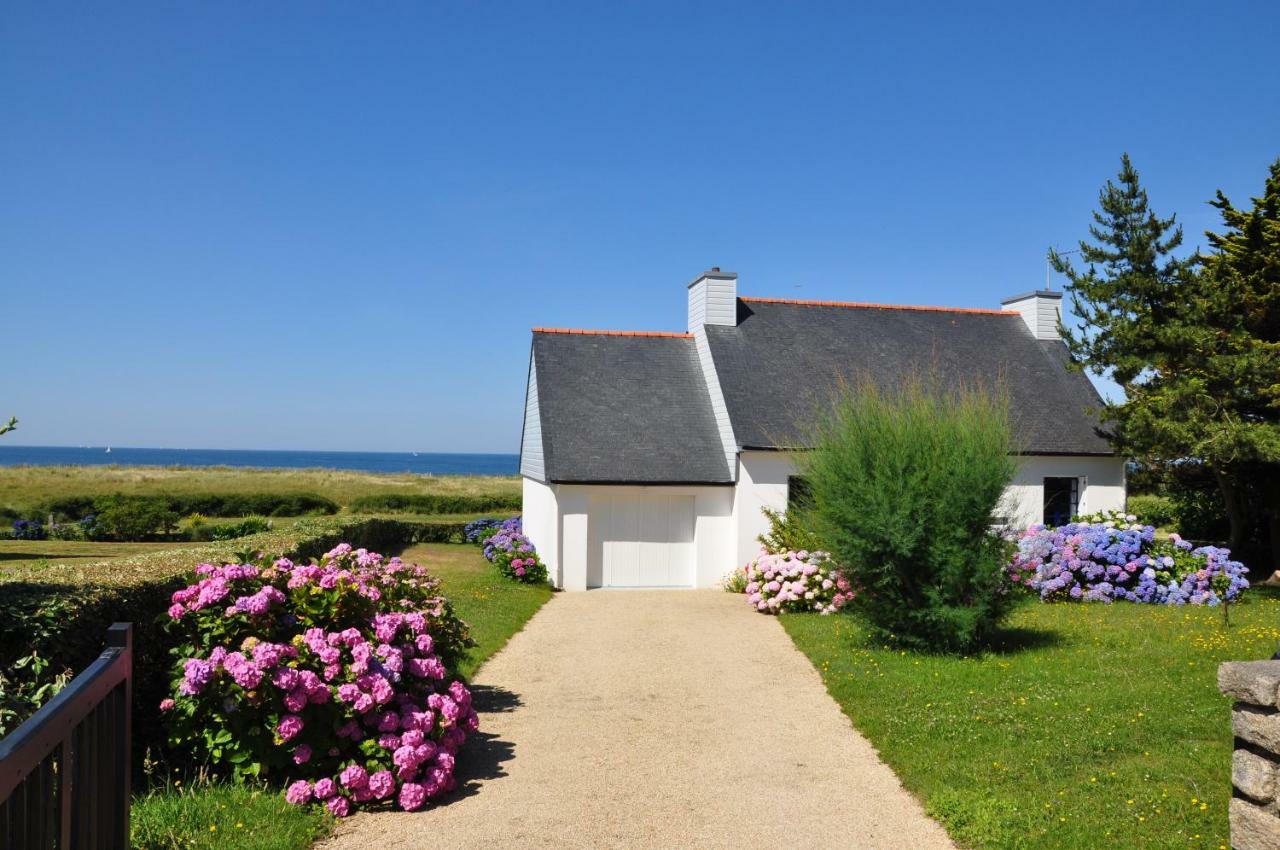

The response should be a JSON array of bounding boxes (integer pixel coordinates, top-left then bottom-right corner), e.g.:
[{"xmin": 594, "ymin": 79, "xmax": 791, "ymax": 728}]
[
  {"xmin": 0, "ymin": 516, "xmax": 472, "ymax": 746},
  {"xmin": 347, "ymin": 493, "xmax": 521, "ymax": 515},
  {"xmin": 34, "ymin": 492, "xmax": 340, "ymax": 521},
  {"xmin": 1126, "ymin": 494, "xmax": 1179, "ymax": 530}
]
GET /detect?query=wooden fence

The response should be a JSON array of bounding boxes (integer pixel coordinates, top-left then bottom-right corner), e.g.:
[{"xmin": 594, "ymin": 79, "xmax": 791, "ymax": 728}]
[{"xmin": 0, "ymin": 623, "xmax": 133, "ymax": 849}]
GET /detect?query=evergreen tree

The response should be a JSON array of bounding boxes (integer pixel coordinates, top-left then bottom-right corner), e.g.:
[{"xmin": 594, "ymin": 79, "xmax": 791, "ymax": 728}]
[
  {"xmin": 1055, "ymin": 155, "xmax": 1280, "ymax": 571},
  {"xmin": 1188, "ymin": 160, "xmax": 1280, "ymax": 567},
  {"xmin": 1049, "ymin": 153, "xmax": 1193, "ymax": 388}
]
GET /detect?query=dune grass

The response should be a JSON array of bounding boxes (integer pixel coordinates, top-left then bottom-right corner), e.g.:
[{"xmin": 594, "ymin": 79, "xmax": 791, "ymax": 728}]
[
  {"xmin": 780, "ymin": 590, "xmax": 1280, "ymax": 849},
  {"xmin": 0, "ymin": 464, "xmax": 519, "ymax": 514}
]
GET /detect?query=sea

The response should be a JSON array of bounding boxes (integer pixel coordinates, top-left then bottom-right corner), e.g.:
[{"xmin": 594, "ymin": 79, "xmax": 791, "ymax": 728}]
[{"xmin": 0, "ymin": 445, "xmax": 520, "ymax": 476}]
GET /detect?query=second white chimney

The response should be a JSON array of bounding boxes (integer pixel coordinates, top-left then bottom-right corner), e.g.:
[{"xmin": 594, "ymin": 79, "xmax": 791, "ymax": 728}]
[
  {"xmin": 688, "ymin": 267, "xmax": 738, "ymax": 332},
  {"xmin": 1002, "ymin": 290, "xmax": 1063, "ymax": 340}
]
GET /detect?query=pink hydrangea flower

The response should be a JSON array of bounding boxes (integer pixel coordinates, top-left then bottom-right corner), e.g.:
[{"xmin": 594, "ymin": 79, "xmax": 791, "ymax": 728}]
[
  {"xmin": 285, "ymin": 780, "xmax": 313, "ymax": 805},
  {"xmin": 277, "ymin": 714, "xmax": 304, "ymax": 741},
  {"xmin": 368, "ymin": 770, "xmax": 395, "ymax": 799},
  {"xmin": 398, "ymin": 782, "xmax": 427, "ymax": 811}
]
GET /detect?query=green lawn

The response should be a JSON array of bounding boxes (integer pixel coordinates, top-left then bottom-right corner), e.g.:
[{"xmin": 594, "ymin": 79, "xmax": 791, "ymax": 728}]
[
  {"xmin": 132, "ymin": 782, "xmax": 331, "ymax": 850},
  {"xmin": 781, "ymin": 591, "xmax": 1280, "ymax": 850},
  {"xmin": 395, "ymin": 542, "xmax": 554, "ymax": 679}
]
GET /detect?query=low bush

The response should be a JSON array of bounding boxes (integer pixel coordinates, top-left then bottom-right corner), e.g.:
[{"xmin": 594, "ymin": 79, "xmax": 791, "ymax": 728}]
[
  {"xmin": 12, "ymin": 519, "xmax": 46, "ymax": 540},
  {"xmin": 161, "ymin": 544, "xmax": 477, "ymax": 816},
  {"xmin": 210, "ymin": 516, "xmax": 273, "ymax": 541},
  {"xmin": 721, "ymin": 568, "xmax": 749, "ymax": 594},
  {"xmin": 348, "ymin": 493, "xmax": 520, "ymax": 516},
  {"xmin": 40, "ymin": 492, "xmax": 339, "ymax": 522},
  {"xmin": 743, "ymin": 550, "xmax": 852, "ymax": 614},
  {"xmin": 1124, "ymin": 495, "xmax": 1178, "ymax": 529},
  {"xmin": 89, "ymin": 495, "xmax": 180, "ymax": 541},
  {"xmin": 801, "ymin": 374, "xmax": 1017, "ymax": 652},
  {"xmin": 1008, "ymin": 520, "xmax": 1249, "ymax": 604}
]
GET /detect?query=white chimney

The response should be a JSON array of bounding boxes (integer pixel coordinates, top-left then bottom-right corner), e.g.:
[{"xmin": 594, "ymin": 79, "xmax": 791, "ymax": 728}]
[
  {"xmin": 1001, "ymin": 290, "xmax": 1063, "ymax": 341},
  {"xmin": 688, "ymin": 267, "xmax": 738, "ymax": 332}
]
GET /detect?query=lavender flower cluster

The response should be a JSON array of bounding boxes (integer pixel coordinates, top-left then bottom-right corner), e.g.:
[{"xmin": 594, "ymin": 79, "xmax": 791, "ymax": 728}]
[{"xmin": 1008, "ymin": 521, "xmax": 1249, "ymax": 605}]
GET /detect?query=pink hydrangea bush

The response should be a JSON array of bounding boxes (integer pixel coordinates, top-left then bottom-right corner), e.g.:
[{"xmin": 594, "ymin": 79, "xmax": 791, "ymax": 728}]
[
  {"xmin": 161, "ymin": 544, "xmax": 479, "ymax": 816},
  {"xmin": 744, "ymin": 550, "xmax": 853, "ymax": 614}
]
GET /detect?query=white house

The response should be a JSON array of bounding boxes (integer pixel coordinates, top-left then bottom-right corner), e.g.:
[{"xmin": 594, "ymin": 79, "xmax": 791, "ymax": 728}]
[{"xmin": 519, "ymin": 269, "xmax": 1125, "ymax": 590}]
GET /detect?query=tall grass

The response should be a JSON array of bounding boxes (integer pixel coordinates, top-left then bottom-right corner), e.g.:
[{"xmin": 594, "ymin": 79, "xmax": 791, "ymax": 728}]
[
  {"xmin": 0, "ymin": 465, "xmax": 520, "ymax": 514},
  {"xmin": 801, "ymin": 373, "xmax": 1017, "ymax": 652}
]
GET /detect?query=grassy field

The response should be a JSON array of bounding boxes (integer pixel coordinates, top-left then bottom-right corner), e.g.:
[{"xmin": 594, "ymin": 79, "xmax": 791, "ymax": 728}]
[
  {"xmin": 781, "ymin": 591, "xmax": 1280, "ymax": 850},
  {"xmin": 0, "ymin": 464, "xmax": 520, "ymax": 513}
]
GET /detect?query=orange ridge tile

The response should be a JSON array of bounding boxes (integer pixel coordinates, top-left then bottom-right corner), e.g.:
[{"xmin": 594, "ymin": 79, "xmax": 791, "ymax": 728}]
[{"xmin": 740, "ymin": 296, "xmax": 1017, "ymax": 316}]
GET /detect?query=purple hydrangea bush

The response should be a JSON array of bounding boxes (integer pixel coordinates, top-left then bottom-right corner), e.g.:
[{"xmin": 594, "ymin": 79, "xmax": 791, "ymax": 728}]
[
  {"xmin": 479, "ymin": 517, "xmax": 548, "ymax": 584},
  {"xmin": 744, "ymin": 550, "xmax": 854, "ymax": 614},
  {"xmin": 1008, "ymin": 520, "xmax": 1249, "ymax": 605},
  {"xmin": 161, "ymin": 544, "xmax": 478, "ymax": 816}
]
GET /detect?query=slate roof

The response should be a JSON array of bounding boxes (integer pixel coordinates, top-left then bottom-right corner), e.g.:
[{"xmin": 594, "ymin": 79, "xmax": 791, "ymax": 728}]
[
  {"xmin": 530, "ymin": 330, "xmax": 734, "ymax": 484},
  {"xmin": 703, "ymin": 298, "xmax": 1113, "ymax": 455}
]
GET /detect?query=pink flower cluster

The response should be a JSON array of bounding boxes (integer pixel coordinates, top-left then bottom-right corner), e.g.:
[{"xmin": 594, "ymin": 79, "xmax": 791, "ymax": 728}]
[
  {"xmin": 743, "ymin": 550, "xmax": 853, "ymax": 614},
  {"xmin": 162, "ymin": 544, "xmax": 477, "ymax": 817}
]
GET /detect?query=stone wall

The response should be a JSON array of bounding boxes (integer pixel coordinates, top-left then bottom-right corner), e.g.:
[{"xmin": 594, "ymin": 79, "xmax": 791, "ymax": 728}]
[{"xmin": 1219, "ymin": 659, "xmax": 1280, "ymax": 850}]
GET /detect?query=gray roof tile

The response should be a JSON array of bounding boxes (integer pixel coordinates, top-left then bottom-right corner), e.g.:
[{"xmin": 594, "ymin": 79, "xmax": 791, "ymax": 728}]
[
  {"xmin": 704, "ymin": 299, "xmax": 1113, "ymax": 455},
  {"xmin": 532, "ymin": 331, "xmax": 734, "ymax": 484}
]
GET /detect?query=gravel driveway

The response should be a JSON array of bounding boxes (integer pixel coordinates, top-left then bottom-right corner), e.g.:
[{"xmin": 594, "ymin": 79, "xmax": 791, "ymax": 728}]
[{"xmin": 319, "ymin": 590, "xmax": 954, "ymax": 849}]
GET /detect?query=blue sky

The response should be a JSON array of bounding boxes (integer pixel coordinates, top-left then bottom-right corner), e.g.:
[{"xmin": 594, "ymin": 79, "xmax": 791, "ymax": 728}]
[{"xmin": 3, "ymin": 2, "xmax": 1277, "ymax": 453}]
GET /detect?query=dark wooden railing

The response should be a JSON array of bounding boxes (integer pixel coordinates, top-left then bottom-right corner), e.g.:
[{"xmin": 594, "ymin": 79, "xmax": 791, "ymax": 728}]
[{"xmin": 0, "ymin": 623, "xmax": 133, "ymax": 849}]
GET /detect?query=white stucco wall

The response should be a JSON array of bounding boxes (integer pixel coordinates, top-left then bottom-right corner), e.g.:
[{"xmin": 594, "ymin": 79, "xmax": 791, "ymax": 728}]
[
  {"xmin": 732, "ymin": 451, "xmax": 796, "ymax": 569},
  {"xmin": 521, "ymin": 476, "xmax": 559, "ymax": 585},
  {"xmin": 1004, "ymin": 455, "xmax": 1127, "ymax": 527},
  {"xmin": 729, "ymin": 450, "xmax": 1128, "ymax": 570},
  {"xmin": 526, "ymin": 453, "xmax": 1128, "ymax": 590}
]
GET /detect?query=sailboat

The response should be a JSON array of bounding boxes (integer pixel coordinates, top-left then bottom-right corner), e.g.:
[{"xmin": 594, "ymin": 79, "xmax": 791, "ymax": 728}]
[{"xmin": 105, "ymin": 446, "xmax": 111, "ymax": 453}]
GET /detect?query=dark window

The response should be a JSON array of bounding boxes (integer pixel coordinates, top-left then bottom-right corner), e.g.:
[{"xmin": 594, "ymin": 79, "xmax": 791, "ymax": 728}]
[
  {"xmin": 787, "ymin": 476, "xmax": 812, "ymax": 513},
  {"xmin": 1043, "ymin": 477, "xmax": 1080, "ymax": 527}
]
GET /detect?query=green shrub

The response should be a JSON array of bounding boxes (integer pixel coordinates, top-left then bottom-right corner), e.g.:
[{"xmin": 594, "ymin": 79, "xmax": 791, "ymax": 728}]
[
  {"xmin": 39, "ymin": 492, "xmax": 338, "ymax": 522},
  {"xmin": 347, "ymin": 493, "xmax": 521, "ymax": 515},
  {"xmin": 756, "ymin": 506, "xmax": 821, "ymax": 555},
  {"xmin": 802, "ymin": 375, "xmax": 1016, "ymax": 653},
  {"xmin": 89, "ymin": 495, "xmax": 180, "ymax": 541},
  {"xmin": 209, "ymin": 515, "xmax": 272, "ymax": 540},
  {"xmin": 1126, "ymin": 494, "xmax": 1178, "ymax": 529}
]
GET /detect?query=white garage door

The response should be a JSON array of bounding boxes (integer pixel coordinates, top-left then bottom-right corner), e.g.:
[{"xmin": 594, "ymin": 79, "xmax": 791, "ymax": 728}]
[{"xmin": 587, "ymin": 493, "xmax": 695, "ymax": 588}]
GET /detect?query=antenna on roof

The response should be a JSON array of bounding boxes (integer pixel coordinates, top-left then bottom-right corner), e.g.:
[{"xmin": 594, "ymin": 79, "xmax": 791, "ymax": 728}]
[{"xmin": 1047, "ymin": 248, "xmax": 1080, "ymax": 291}]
